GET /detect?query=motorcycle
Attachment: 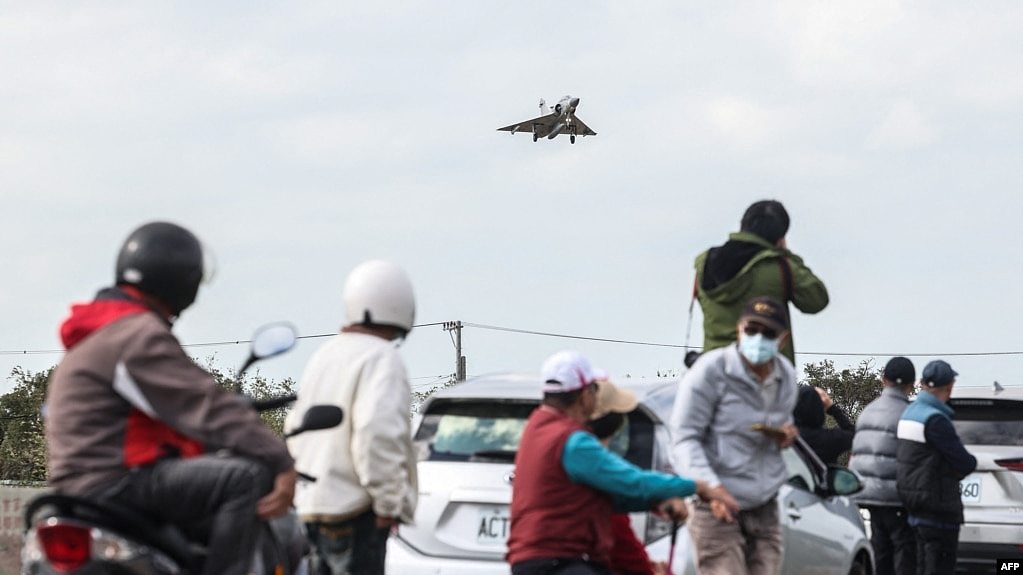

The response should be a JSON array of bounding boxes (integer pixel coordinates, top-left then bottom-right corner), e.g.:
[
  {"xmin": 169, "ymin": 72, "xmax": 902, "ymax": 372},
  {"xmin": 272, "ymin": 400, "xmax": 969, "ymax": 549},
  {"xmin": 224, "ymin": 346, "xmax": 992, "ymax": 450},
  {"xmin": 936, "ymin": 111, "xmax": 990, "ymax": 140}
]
[{"xmin": 21, "ymin": 323, "xmax": 337, "ymax": 575}]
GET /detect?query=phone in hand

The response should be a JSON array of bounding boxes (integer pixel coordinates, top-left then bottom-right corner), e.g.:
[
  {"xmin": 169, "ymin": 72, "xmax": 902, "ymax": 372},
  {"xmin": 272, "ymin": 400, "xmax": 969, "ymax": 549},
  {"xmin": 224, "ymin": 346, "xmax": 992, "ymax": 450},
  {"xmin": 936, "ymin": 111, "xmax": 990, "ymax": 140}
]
[{"xmin": 751, "ymin": 423, "xmax": 788, "ymax": 441}]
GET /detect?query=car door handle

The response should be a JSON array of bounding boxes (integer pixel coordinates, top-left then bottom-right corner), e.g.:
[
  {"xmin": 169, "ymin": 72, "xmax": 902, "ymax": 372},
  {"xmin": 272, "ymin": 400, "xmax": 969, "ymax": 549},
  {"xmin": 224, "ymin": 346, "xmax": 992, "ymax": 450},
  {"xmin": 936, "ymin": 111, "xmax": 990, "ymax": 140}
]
[{"xmin": 786, "ymin": 505, "xmax": 802, "ymax": 520}]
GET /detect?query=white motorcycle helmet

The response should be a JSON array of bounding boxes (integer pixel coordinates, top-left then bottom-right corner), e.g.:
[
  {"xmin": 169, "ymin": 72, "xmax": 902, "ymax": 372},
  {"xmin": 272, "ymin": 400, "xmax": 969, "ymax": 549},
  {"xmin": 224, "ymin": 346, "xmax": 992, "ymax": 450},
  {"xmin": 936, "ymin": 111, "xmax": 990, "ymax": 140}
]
[{"xmin": 343, "ymin": 260, "xmax": 416, "ymax": 334}]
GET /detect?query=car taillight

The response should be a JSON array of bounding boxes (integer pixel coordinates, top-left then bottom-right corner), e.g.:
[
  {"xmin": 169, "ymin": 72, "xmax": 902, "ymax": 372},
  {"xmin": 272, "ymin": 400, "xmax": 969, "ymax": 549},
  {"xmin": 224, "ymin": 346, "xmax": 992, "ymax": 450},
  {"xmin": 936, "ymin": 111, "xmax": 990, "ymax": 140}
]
[
  {"xmin": 37, "ymin": 524, "xmax": 91, "ymax": 573},
  {"xmin": 995, "ymin": 458, "xmax": 1023, "ymax": 472}
]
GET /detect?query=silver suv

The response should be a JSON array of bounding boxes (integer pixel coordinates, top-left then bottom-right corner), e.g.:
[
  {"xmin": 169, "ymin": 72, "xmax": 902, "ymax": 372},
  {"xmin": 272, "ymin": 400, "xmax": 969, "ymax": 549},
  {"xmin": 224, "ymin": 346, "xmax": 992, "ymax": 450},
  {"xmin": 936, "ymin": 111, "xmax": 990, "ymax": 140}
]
[
  {"xmin": 387, "ymin": 374, "xmax": 873, "ymax": 575},
  {"xmin": 948, "ymin": 385, "xmax": 1023, "ymax": 572}
]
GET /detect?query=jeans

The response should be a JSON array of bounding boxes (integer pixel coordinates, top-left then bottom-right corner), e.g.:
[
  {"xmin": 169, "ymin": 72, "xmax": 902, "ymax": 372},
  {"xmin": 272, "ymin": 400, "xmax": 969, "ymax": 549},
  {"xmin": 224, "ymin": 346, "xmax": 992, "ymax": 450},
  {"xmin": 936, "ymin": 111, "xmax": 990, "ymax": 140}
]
[
  {"xmin": 511, "ymin": 558, "xmax": 614, "ymax": 575},
  {"xmin": 94, "ymin": 455, "xmax": 273, "ymax": 575},
  {"xmin": 915, "ymin": 525, "xmax": 960, "ymax": 575},
  {"xmin": 305, "ymin": 510, "xmax": 390, "ymax": 575},
  {"xmin": 687, "ymin": 498, "xmax": 783, "ymax": 575},
  {"xmin": 865, "ymin": 506, "xmax": 917, "ymax": 575}
]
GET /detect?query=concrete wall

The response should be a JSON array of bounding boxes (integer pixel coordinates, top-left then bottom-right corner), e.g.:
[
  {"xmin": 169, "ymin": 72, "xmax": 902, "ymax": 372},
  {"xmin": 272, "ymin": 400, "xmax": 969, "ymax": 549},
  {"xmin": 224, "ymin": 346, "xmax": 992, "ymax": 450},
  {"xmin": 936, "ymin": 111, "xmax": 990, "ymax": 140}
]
[{"xmin": 0, "ymin": 486, "xmax": 45, "ymax": 575}]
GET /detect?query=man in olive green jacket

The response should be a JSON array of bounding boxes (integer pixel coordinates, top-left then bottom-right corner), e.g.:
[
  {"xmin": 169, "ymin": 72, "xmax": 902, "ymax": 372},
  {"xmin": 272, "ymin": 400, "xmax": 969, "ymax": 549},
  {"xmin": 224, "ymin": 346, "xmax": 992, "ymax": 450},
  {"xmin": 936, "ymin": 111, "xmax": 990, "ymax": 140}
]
[{"xmin": 694, "ymin": 200, "xmax": 829, "ymax": 363}]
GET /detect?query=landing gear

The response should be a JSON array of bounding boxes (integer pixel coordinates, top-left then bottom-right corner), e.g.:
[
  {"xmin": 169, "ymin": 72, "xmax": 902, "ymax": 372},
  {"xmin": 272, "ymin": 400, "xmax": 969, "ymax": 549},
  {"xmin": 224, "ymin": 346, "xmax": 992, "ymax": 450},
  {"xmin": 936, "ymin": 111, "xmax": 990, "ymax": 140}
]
[
  {"xmin": 570, "ymin": 135, "xmax": 576, "ymax": 144},
  {"xmin": 533, "ymin": 133, "xmax": 539, "ymax": 142}
]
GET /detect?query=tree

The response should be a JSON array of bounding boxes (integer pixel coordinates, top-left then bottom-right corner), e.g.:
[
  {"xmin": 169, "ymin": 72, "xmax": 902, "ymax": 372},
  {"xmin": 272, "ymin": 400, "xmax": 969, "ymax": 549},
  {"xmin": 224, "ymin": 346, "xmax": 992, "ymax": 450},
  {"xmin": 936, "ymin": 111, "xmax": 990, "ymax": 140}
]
[
  {"xmin": 202, "ymin": 357, "xmax": 296, "ymax": 436},
  {"xmin": 0, "ymin": 367, "xmax": 52, "ymax": 483},
  {"xmin": 800, "ymin": 359, "xmax": 883, "ymax": 422},
  {"xmin": 411, "ymin": 374, "xmax": 458, "ymax": 415}
]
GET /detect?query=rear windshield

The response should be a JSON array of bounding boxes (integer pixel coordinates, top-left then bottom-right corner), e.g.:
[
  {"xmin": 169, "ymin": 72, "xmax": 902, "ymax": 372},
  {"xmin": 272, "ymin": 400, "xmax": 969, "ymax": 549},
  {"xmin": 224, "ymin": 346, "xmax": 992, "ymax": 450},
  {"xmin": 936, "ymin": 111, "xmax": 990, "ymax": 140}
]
[
  {"xmin": 415, "ymin": 399, "xmax": 654, "ymax": 467},
  {"xmin": 950, "ymin": 398, "xmax": 1023, "ymax": 446},
  {"xmin": 415, "ymin": 400, "xmax": 535, "ymax": 462}
]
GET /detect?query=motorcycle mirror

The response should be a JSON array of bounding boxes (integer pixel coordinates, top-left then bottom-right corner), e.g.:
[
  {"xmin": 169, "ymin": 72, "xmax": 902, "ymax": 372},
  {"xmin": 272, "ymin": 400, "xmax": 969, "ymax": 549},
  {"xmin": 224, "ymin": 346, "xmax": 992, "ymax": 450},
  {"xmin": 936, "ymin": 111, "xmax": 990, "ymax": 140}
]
[
  {"xmin": 285, "ymin": 405, "xmax": 344, "ymax": 439},
  {"xmin": 236, "ymin": 323, "xmax": 298, "ymax": 386},
  {"xmin": 251, "ymin": 323, "xmax": 298, "ymax": 360}
]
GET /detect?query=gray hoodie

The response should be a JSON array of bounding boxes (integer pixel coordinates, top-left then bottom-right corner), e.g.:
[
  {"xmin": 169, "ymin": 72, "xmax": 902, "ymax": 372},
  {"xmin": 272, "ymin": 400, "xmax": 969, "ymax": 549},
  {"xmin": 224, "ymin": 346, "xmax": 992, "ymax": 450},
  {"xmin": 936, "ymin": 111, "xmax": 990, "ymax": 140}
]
[{"xmin": 670, "ymin": 344, "xmax": 797, "ymax": 510}]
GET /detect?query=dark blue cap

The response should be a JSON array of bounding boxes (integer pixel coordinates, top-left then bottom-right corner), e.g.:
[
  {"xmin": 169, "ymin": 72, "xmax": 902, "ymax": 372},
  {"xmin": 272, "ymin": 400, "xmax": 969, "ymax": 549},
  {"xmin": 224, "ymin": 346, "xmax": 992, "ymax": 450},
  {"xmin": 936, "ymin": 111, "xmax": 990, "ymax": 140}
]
[{"xmin": 921, "ymin": 360, "xmax": 958, "ymax": 388}]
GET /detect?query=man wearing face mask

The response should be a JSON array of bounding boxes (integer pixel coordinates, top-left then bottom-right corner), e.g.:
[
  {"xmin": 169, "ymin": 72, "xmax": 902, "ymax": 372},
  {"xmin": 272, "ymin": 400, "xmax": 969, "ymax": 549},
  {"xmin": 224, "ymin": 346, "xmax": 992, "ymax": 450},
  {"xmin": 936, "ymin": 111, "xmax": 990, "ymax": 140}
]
[{"xmin": 670, "ymin": 296, "xmax": 798, "ymax": 575}]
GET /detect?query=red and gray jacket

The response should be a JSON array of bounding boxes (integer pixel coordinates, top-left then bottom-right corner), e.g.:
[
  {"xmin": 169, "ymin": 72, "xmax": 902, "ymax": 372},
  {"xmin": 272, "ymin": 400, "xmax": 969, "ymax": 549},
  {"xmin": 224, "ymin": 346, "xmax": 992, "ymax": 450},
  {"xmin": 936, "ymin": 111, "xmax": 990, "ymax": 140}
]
[{"xmin": 46, "ymin": 287, "xmax": 293, "ymax": 496}]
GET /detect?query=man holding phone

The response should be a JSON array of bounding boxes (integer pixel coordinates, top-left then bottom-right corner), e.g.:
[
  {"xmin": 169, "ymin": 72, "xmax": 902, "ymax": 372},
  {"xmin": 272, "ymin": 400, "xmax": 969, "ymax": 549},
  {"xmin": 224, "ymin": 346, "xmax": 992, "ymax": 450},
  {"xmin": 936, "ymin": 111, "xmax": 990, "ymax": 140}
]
[{"xmin": 670, "ymin": 296, "xmax": 798, "ymax": 575}]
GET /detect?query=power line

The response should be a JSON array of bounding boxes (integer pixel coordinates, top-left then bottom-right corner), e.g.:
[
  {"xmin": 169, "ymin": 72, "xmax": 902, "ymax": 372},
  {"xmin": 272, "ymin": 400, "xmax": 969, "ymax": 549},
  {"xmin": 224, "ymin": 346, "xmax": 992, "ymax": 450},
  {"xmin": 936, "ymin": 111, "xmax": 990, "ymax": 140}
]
[
  {"xmin": 463, "ymin": 322, "xmax": 1023, "ymax": 358},
  {"xmin": 2, "ymin": 320, "xmax": 1021, "ymax": 358},
  {"xmin": 0, "ymin": 322, "xmax": 451, "ymax": 355},
  {"xmin": 464, "ymin": 322, "xmax": 690, "ymax": 349}
]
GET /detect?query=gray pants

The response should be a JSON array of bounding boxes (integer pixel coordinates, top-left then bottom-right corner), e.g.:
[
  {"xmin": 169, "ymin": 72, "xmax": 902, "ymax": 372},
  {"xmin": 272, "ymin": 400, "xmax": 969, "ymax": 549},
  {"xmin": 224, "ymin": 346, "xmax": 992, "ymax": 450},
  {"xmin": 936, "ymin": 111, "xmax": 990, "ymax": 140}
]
[
  {"xmin": 95, "ymin": 455, "xmax": 273, "ymax": 575},
  {"xmin": 687, "ymin": 498, "xmax": 783, "ymax": 575}
]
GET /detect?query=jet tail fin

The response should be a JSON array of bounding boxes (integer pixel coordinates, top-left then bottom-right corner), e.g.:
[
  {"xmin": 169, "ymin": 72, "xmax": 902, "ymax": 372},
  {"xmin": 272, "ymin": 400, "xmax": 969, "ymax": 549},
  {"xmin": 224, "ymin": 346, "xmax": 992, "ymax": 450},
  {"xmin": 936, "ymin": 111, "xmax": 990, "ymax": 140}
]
[{"xmin": 539, "ymin": 98, "xmax": 550, "ymax": 115}]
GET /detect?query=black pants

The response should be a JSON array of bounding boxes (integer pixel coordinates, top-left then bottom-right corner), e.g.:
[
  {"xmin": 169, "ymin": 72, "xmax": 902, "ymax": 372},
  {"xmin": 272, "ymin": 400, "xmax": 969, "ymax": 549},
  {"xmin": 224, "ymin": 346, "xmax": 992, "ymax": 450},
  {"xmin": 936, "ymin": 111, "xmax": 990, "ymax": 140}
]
[
  {"xmin": 866, "ymin": 506, "xmax": 917, "ymax": 575},
  {"xmin": 305, "ymin": 510, "xmax": 390, "ymax": 575},
  {"xmin": 94, "ymin": 455, "xmax": 273, "ymax": 575},
  {"xmin": 511, "ymin": 558, "xmax": 613, "ymax": 575},
  {"xmin": 915, "ymin": 525, "xmax": 960, "ymax": 575}
]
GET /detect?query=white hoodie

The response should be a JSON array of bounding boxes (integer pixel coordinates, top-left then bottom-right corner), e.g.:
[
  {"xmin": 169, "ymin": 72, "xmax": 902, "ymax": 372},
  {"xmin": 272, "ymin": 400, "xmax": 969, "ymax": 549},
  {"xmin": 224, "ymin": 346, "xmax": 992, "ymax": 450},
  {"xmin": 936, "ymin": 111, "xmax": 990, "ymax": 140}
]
[{"xmin": 287, "ymin": 332, "xmax": 418, "ymax": 522}]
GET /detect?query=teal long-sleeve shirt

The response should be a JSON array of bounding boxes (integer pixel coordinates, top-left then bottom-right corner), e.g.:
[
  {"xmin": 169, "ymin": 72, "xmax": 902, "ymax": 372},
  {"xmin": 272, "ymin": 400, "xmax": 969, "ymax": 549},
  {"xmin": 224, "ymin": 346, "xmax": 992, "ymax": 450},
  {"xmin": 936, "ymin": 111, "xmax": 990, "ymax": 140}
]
[{"xmin": 561, "ymin": 430, "xmax": 697, "ymax": 512}]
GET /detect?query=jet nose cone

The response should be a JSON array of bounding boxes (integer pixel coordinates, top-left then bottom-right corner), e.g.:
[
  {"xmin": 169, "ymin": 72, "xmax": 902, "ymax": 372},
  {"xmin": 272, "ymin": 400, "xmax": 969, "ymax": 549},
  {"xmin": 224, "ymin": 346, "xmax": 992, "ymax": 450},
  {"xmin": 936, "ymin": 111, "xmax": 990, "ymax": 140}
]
[{"xmin": 570, "ymin": 97, "xmax": 580, "ymax": 108}]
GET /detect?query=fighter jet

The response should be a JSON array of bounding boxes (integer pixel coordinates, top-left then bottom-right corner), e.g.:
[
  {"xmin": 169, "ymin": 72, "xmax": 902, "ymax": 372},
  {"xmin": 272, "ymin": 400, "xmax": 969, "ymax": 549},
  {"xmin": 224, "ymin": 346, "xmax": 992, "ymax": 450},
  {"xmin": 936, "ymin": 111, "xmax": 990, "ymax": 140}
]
[{"xmin": 497, "ymin": 95, "xmax": 596, "ymax": 144}]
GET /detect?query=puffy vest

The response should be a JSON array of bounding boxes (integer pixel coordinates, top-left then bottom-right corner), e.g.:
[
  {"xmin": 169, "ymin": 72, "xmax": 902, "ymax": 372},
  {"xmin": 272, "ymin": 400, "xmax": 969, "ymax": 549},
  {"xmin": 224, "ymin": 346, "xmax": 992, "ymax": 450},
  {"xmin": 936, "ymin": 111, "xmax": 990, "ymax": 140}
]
[
  {"xmin": 850, "ymin": 387, "xmax": 910, "ymax": 507},
  {"xmin": 506, "ymin": 406, "xmax": 614, "ymax": 566}
]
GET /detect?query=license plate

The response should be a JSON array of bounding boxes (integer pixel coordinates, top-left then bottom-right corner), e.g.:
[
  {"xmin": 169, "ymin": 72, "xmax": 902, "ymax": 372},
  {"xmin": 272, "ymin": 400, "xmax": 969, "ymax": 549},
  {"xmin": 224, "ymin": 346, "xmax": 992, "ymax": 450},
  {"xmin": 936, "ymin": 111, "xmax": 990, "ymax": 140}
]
[
  {"xmin": 476, "ymin": 507, "xmax": 510, "ymax": 545},
  {"xmin": 960, "ymin": 475, "xmax": 982, "ymax": 503}
]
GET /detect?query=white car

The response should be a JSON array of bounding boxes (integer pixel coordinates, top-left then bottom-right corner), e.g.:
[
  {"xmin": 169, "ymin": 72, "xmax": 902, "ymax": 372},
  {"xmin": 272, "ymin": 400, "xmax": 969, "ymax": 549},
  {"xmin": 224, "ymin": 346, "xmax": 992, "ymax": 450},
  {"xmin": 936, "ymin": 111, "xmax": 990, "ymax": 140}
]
[
  {"xmin": 948, "ymin": 384, "xmax": 1023, "ymax": 573},
  {"xmin": 387, "ymin": 374, "xmax": 873, "ymax": 575}
]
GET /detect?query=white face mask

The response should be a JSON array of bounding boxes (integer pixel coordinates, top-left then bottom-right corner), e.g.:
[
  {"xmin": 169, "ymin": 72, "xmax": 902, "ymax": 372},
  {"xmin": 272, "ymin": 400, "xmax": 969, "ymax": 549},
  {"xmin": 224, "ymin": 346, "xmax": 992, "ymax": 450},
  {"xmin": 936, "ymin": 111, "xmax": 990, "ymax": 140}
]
[{"xmin": 738, "ymin": 333, "xmax": 779, "ymax": 365}]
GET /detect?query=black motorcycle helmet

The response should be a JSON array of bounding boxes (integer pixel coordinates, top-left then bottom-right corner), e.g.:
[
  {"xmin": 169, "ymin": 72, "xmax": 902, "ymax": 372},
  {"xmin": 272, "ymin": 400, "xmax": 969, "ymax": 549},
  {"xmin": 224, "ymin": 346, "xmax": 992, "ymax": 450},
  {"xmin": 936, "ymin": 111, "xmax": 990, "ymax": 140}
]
[{"xmin": 115, "ymin": 222, "xmax": 206, "ymax": 315}]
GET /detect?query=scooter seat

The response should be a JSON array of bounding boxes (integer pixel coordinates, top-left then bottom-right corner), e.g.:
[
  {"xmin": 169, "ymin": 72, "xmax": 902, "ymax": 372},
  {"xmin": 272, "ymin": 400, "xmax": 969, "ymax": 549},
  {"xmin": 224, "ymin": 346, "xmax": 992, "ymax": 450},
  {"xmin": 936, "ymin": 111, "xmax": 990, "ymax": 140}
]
[{"xmin": 25, "ymin": 493, "xmax": 207, "ymax": 568}]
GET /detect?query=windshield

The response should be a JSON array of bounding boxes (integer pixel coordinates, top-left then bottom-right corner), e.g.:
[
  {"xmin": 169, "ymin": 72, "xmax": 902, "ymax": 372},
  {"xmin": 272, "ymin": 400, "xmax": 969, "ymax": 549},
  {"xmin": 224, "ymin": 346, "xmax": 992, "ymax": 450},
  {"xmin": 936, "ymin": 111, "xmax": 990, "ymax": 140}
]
[
  {"xmin": 951, "ymin": 398, "xmax": 1023, "ymax": 446},
  {"xmin": 415, "ymin": 400, "xmax": 535, "ymax": 462},
  {"xmin": 415, "ymin": 398, "xmax": 655, "ymax": 466}
]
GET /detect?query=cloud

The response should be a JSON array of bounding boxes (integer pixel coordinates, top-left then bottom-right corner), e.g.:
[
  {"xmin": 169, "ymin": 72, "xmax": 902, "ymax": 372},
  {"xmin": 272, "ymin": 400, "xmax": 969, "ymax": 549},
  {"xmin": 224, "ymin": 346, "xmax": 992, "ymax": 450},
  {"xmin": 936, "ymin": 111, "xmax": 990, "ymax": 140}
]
[
  {"xmin": 704, "ymin": 97, "xmax": 787, "ymax": 149},
  {"xmin": 866, "ymin": 100, "xmax": 939, "ymax": 150},
  {"xmin": 2, "ymin": 1, "xmax": 1022, "ymax": 395}
]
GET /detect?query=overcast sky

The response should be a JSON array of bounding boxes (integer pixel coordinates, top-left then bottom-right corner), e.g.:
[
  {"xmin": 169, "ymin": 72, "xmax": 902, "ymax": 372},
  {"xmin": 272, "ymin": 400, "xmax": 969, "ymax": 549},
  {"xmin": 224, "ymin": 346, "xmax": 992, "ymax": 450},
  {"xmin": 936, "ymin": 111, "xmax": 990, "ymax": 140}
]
[{"xmin": 2, "ymin": 1, "xmax": 1021, "ymax": 395}]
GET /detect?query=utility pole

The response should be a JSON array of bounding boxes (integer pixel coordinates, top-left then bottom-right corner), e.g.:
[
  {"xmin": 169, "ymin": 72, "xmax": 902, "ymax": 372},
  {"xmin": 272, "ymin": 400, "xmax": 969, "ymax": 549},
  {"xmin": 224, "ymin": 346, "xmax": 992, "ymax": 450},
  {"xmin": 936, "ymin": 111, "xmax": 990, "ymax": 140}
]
[{"xmin": 443, "ymin": 321, "xmax": 467, "ymax": 381}]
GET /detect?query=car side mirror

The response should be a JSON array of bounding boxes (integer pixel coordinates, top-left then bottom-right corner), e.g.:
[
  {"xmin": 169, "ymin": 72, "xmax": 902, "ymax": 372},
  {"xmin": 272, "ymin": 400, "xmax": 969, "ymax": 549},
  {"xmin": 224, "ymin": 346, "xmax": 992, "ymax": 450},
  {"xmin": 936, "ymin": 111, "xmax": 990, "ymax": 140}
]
[{"xmin": 827, "ymin": 466, "xmax": 863, "ymax": 496}]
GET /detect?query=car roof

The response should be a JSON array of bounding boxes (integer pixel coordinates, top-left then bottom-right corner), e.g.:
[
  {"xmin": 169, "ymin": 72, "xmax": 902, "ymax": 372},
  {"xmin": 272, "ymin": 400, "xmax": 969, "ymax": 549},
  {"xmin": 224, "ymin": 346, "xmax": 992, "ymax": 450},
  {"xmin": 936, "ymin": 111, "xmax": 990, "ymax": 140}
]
[
  {"xmin": 950, "ymin": 384, "xmax": 1023, "ymax": 401},
  {"xmin": 428, "ymin": 372, "xmax": 677, "ymax": 403}
]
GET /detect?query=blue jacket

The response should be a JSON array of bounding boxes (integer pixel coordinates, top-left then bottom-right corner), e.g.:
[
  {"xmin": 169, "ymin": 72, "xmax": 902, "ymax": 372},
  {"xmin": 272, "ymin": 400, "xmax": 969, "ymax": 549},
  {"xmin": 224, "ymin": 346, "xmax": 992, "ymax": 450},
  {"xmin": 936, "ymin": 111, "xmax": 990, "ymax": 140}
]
[
  {"xmin": 896, "ymin": 390, "xmax": 977, "ymax": 525},
  {"xmin": 562, "ymin": 431, "xmax": 696, "ymax": 511}
]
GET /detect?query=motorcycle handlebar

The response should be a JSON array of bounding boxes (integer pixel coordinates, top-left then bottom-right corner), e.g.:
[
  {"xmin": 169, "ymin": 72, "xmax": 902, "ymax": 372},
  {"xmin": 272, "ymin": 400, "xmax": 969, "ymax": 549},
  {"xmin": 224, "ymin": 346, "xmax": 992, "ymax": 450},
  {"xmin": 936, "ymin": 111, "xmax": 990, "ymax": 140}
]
[{"xmin": 250, "ymin": 394, "xmax": 297, "ymax": 412}]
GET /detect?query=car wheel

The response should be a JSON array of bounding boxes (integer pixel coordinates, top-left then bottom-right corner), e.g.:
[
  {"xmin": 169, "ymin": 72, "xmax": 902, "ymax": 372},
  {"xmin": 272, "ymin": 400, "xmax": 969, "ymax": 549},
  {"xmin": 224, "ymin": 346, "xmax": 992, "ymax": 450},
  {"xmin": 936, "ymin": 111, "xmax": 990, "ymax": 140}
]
[{"xmin": 848, "ymin": 555, "xmax": 869, "ymax": 575}]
